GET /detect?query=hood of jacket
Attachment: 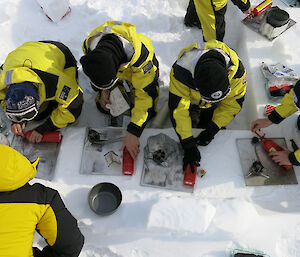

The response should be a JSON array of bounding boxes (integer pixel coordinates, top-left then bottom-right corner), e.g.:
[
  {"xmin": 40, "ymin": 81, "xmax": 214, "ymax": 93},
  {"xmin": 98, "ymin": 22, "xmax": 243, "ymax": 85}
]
[{"xmin": 0, "ymin": 145, "xmax": 39, "ymax": 192}]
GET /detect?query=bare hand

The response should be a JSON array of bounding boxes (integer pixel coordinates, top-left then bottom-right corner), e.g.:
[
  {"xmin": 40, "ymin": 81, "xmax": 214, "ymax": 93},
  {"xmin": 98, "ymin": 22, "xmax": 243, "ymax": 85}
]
[
  {"xmin": 119, "ymin": 132, "xmax": 140, "ymax": 160},
  {"xmin": 269, "ymin": 147, "xmax": 292, "ymax": 166},
  {"xmin": 28, "ymin": 130, "xmax": 43, "ymax": 144},
  {"xmin": 243, "ymin": 5, "xmax": 253, "ymax": 15},
  {"xmin": 251, "ymin": 118, "xmax": 272, "ymax": 132},
  {"xmin": 11, "ymin": 122, "xmax": 26, "ymax": 136},
  {"xmin": 100, "ymin": 89, "xmax": 111, "ymax": 111}
]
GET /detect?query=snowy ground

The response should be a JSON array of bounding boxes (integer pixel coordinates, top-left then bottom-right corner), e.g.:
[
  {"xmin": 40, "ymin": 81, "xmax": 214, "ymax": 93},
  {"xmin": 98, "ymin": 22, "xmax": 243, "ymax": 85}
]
[{"xmin": 1, "ymin": 0, "xmax": 300, "ymax": 256}]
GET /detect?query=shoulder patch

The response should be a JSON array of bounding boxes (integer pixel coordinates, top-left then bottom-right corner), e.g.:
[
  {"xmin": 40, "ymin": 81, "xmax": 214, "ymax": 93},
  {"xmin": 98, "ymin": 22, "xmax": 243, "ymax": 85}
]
[
  {"xmin": 142, "ymin": 61, "xmax": 153, "ymax": 74},
  {"xmin": 59, "ymin": 85, "xmax": 71, "ymax": 100}
]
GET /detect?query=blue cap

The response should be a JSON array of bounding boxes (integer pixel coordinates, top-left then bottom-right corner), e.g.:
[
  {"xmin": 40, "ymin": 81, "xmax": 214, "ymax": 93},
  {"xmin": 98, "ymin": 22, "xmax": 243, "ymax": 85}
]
[{"xmin": 5, "ymin": 82, "xmax": 39, "ymax": 112}]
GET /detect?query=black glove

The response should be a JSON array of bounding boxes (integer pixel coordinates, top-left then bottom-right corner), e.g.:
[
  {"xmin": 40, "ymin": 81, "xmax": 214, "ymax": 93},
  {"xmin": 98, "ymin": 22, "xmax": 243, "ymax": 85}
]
[
  {"xmin": 183, "ymin": 145, "xmax": 201, "ymax": 173},
  {"xmin": 196, "ymin": 129, "xmax": 216, "ymax": 146}
]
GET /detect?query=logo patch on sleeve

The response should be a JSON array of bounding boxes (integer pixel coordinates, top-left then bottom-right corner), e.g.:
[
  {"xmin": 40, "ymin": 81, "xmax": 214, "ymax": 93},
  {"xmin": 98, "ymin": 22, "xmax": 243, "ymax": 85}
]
[
  {"xmin": 142, "ymin": 61, "xmax": 153, "ymax": 74},
  {"xmin": 59, "ymin": 85, "xmax": 71, "ymax": 100}
]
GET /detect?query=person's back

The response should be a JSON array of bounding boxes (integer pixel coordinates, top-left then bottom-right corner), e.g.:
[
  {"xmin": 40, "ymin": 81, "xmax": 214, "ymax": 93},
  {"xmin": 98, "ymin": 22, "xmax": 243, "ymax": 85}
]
[{"xmin": 0, "ymin": 145, "xmax": 84, "ymax": 257}]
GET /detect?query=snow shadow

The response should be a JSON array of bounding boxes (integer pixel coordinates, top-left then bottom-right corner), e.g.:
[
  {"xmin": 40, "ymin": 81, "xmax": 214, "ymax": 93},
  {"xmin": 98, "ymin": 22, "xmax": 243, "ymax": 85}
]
[{"xmin": 65, "ymin": 186, "xmax": 157, "ymax": 235}]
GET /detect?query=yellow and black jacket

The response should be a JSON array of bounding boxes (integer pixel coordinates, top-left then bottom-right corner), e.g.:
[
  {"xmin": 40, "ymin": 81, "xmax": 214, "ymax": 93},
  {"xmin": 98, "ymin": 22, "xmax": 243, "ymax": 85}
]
[
  {"xmin": 0, "ymin": 41, "xmax": 84, "ymax": 134},
  {"xmin": 0, "ymin": 145, "xmax": 84, "ymax": 257},
  {"xmin": 193, "ymin": 0, "xmax": 250, "ymax": 41},
  {"xmin": 169, "ymin": 40, "xmax": 247, "ymax": 149},
  {"xmin": 268, "ymin": 89, "xmax": 300, "ymax": 165},
  {"xmin": 82, "ymin": 21, "xmax": 159, "ymax": 137}
]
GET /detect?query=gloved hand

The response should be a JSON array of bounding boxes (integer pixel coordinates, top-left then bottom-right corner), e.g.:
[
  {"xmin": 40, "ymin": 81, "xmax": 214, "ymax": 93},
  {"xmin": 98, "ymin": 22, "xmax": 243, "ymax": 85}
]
[
  {"xmin": 183, "ymin": 145, "xmax": 201, "ymax": 173},
  {"xmin": 196, "ymin": 129, "xmax": 216, "ymax": 146}
]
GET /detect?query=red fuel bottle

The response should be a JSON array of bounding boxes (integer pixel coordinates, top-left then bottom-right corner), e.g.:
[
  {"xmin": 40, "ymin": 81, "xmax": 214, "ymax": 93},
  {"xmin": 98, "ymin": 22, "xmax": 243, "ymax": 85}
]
[
  {"xmin": 23, "ymin": 130, "xmax": 62, "ymax": 143},
  {"xmin": 122, "ymin": 147, "xmax": 134, "ymax": 175},
  {"xmin": 243, "ymin": 0, "xmax": 272, "ymax": 21},
  {"xmin": 183, "ymin": 164, "xmax": 197, "ymax": 186},
  {"xmin": 252, "ymin": 0, "xmax": 272, "ymax": 17},
  {"xmin": 255, "ymin": 131, "xmax": 292, "ymax": 170}
]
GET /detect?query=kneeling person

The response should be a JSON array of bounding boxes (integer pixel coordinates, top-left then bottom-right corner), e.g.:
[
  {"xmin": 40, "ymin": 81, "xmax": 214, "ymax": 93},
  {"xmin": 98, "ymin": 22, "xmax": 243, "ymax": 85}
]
[
  {"xmin": 169, "ymin": 40, "xmax": 247, "ymax": 171},
  {"xmin": 251, "ymin": 80, "xmax": 300, "ymax": 166},
  {"xmin": 80, "ymin": 21, "xmax": 159, "ymax": 160},
  {"xmin": 0, "ymin": 41, "xmax": 84, "ymax": 143}
]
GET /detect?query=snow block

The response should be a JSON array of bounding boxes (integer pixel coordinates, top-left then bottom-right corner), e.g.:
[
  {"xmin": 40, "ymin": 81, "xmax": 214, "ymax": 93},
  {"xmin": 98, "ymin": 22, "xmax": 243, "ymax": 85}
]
[
  {"xmin": 36, "ymin": 0, "xmax": 71, "ymax": 22},
  {"xmin": 213, "ymin": 200, "xmax": 260, "ymax": 233},
  {"xmin": 147, "ymin": 198, "xmax": 216, "ymax": 233}
]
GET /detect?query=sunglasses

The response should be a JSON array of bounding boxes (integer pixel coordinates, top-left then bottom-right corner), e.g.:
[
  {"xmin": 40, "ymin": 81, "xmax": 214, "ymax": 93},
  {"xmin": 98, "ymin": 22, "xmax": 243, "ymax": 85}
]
[
  {"xmin": 6, "ymin": 104, "xmax": 39, "ymax": 123},
  {"xmin": 90, "ymin": 77, "xmax": 119, "ymax": 90}
]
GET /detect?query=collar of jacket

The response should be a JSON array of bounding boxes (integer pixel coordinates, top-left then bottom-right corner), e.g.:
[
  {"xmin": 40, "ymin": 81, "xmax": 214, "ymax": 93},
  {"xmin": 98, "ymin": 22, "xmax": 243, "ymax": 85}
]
[{"xmin": 176, "ymin": 48, "xmax": 232, "ymax": 79}]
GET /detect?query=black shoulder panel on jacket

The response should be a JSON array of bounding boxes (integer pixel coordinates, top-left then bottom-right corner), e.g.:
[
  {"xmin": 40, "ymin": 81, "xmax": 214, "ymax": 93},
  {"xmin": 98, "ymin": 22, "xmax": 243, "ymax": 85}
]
[
  {"xmin": 83, "ymin": 39, "xmax": 90, "ymax": 54},
  {"xmin": 173, "ymin": 63, "xmax": 197, "ymax": 90},
  {"xmin": 168, "ymin": 92, "xmax": 182, "ymax": 139},
  {"xmin": 31, "ymin": 68, "xmax": 58, "ymax": 98},
  {"xmin": 132, "ymin": 43, "xmax": 149, "ymax": 67},
  {"xmin": 236, "ymin": 94, "xmax": 245, "ymax": 108},
  {"xmin": 233, "ymin": 60, "xmax": 245, "ymax": 79},
  {"xmin": 0, "ymin": 183, "xmax": 57, "ymax": 205},
  {"xmin": 153, "ymin": 54, "xmax": 159, "ymax": 69},
  {"xmin": 40, "ymin": 41, "xmax": 77, "ymax": 69},
  {"xmin": 66, "ymin": 90, "xmax": 84, "ymax": 120},
  {"xmin": 143, "ymin": 77, "xmax": 159, "ymax": 117}
]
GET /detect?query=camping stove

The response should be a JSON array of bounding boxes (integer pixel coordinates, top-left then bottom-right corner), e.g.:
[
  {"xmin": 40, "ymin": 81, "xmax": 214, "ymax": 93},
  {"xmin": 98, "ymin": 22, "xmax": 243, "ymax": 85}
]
[{"xmin": 246, "ymin": 161, "xmax": 270, "ymax": 179}]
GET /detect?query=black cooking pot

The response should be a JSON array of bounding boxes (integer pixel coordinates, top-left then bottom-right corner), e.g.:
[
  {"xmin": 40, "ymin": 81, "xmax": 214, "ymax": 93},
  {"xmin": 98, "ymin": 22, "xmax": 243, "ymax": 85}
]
[
  {"xmin": 88, "ymin": 182, "xmax": 122, "ymax": 216},
  {"xmin": 266, "ymin": 7, "xmax": 289, "ymax": 28}
]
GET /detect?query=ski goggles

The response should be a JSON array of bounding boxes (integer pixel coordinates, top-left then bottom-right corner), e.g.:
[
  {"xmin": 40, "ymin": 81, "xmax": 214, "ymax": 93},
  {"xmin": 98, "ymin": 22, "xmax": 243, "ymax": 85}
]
[
  {"xmin": 90, "ymin": 77, "xmax": 119, "ymax": 90},
  {"xmin": 6, "ymin": 104, "xmax": 39, "ymax": 123}
]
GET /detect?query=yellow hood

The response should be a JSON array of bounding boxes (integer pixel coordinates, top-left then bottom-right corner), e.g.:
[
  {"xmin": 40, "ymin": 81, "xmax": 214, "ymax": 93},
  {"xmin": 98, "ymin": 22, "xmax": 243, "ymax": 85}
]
[{"xmin": 0, "ymin": 145, "xmax": 39, "ymax": 192}]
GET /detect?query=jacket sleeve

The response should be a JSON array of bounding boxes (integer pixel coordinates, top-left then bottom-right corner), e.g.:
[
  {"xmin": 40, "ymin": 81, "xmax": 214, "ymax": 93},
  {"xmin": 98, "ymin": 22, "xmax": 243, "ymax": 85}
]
[
  {"xmin": 36, "ymin": 190, "xmax": 84, "ymax": 257},
  {"xmin": 230, "ymin": 0, "xmax": 251, "ymax": 12},
  {"xmin": 289, "ymin": 149, "xmax": 300, "ymax": 166},
  {"xmin": 36, "ymin": 90, "xmax": 84, "ymax": 134},
  {"xmin": 211, "ymin": 73, "xmax": 246, "ymax": 129},
  {"xmin": 127, "ymin": 62, "xmax": 158, "ymax": 137},
  {"xmin": 268, "ymin": 89, "xmax": 298, "ymax": 124},
  {"xmin": 168, "ymin": 69, "xmax": 195, "ymax": 149}
]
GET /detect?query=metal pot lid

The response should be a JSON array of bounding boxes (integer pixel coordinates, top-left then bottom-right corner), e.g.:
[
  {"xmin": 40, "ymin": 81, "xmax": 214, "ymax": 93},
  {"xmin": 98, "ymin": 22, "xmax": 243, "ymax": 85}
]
[{"xmin": 266, "ymin": 7, "xmax": 290, "ymax": 28}]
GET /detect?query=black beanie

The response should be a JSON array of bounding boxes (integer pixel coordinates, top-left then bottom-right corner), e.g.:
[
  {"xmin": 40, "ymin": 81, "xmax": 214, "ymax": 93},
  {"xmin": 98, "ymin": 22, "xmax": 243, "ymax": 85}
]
[
  {"xmin": 80, "ymin": 34, "xmax": 126, "ymax": 89},
  {"xmin": 194, "ymin": 50, "xmax": 230, "ymax": 102},
  {"xmin": 293, "ymin": 80, "xmax": 300, "ymax": 108}
]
